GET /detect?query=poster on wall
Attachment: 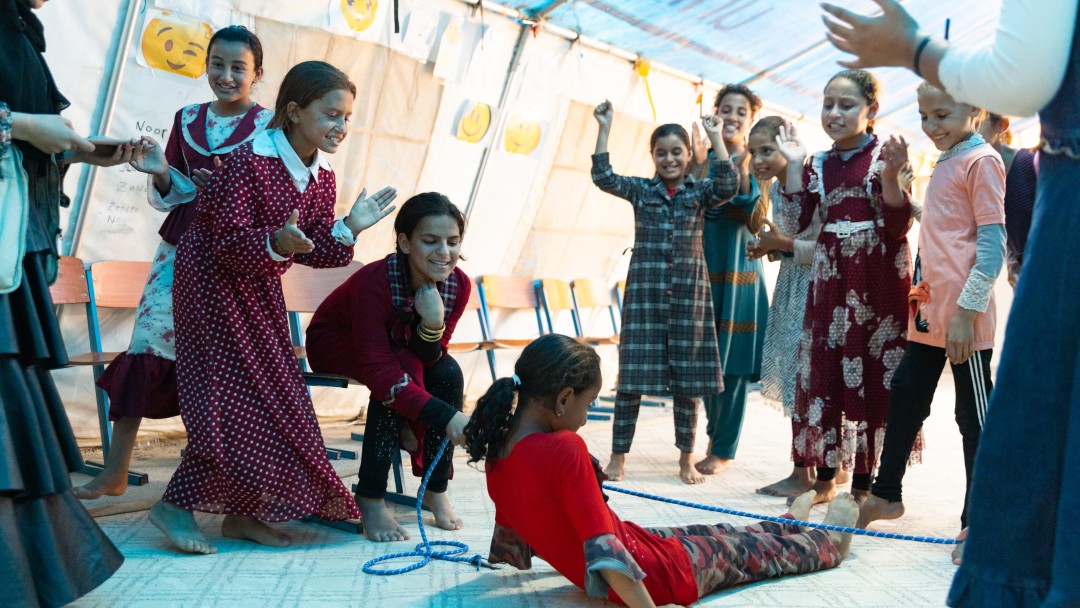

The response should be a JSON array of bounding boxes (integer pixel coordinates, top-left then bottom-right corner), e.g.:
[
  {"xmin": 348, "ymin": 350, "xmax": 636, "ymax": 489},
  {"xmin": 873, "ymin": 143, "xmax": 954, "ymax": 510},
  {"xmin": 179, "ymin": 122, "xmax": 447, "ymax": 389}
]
[
  {"xmin": 451, "ymin": 97, "xmax": 497, "ymax": 147},
  {"xmin": 400, "ymin": 6, "xmax": 439, "ymax": 62},
  {"xmin": 135, "ymin": 8, "xmax": 216, "ymax": 79},
  {"xmin": 500, "ymin": 112, "xmax": 544, "ymax": 157},
  {"xmin": 325, "ymin": 0, "xmax": 388, "ymax": 42}
]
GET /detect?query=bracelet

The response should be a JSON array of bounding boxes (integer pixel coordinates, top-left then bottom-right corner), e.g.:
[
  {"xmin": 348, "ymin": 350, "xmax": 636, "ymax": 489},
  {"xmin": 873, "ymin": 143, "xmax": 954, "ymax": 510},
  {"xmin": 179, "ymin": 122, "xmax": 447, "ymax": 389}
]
[
  {"xmin": 786, "ymin": 238, "xmax": 794, "ymax": 254},
  {"xmin": 417, "ymin": 323, "xmax": 445, "ymax": 342},
  {"xmin": 913, "ymin": 35, "xmax": 932, "ymax": 78}
]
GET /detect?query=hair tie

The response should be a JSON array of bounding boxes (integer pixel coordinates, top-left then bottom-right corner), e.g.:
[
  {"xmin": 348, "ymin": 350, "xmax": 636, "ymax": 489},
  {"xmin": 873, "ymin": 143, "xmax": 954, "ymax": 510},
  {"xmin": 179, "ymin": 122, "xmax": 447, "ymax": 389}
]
[{"xmin": 511, "ymin": 374, "xmax": 522, "ymax": 388}]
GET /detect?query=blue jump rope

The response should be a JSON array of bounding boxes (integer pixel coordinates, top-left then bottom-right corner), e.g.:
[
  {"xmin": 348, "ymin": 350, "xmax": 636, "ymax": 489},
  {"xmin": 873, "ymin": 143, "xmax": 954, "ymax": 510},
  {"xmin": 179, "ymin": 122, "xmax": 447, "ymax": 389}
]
[{"xmin": 361, "ymin": 438, "xmax": 960, "ymax": 576}]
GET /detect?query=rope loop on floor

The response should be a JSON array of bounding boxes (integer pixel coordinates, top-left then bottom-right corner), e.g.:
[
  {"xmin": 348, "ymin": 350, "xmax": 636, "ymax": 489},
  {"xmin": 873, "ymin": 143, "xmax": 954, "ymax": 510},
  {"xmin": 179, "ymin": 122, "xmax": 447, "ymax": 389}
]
[
  {"xmin": 602, "ymin": 484, "xmax": 961, "ymax": 545},
  {"xmin": 362, "ymin": 438, "xmax": 494, "ymax": 575}
]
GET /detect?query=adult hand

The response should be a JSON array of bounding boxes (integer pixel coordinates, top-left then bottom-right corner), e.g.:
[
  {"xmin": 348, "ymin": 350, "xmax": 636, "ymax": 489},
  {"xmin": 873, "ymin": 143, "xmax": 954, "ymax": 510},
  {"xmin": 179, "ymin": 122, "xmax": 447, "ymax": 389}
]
[
  {"xmin": 344, "ymin": 186, "xmax": 397, "ymax": 235},
  {"xmin": 445, "ymin": 411, "xmax": 469, "ymax": 447},
  {"xmin": 11, "ymin": 112, "xmax": 95, "ymax": 155},
  {"xmin": 273, "ymin": 210, "xmax": 315, "ymax": 255},
  {"xmin": 192, "ymin": 157, "xmax": 222, "ymax": 189},
  {"xmin": 593, "ymin": 100, "xmax": 613, "ymax": 128},
  {"xmin": 946, "ymin": 309, "xmax": 977, "ymax": 365},
  {"xmin": 820, "ymin": 0, "xmax": 921, "ymax": 70},
  {"xmin": 414, "ymin": 281, "xmax": 445, "ymax": 330}
]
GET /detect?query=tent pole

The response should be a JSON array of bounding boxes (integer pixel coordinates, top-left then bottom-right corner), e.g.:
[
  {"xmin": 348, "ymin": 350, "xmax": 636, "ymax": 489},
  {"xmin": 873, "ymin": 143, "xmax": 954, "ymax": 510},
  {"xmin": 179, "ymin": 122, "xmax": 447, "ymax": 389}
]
[{"xmin": 66, "ymin": 0, "xmax": 141, "ymax": 256}]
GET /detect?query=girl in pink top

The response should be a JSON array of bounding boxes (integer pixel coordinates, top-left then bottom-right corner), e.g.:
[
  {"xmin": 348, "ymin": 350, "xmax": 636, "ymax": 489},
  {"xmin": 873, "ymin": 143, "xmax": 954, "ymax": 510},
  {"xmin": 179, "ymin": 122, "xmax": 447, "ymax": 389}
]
[{"xmin": 858, "ymin": 82, "xmax": 1006, "ymax": 560}]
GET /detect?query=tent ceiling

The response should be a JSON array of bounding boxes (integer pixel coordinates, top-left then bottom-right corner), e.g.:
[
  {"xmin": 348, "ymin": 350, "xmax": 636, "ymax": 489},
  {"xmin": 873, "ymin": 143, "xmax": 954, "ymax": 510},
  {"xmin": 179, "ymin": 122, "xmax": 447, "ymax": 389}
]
[{"xmin": 487, "ymin": 0, "xmax": 1036, "ymax": 143}]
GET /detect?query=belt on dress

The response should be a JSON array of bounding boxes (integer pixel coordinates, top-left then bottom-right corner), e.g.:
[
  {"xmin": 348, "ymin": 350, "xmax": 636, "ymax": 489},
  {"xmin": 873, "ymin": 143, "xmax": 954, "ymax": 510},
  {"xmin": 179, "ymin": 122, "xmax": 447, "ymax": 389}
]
[{"xmin": 821, "ymin": 218, "xmax": 883, "ymax": 238}]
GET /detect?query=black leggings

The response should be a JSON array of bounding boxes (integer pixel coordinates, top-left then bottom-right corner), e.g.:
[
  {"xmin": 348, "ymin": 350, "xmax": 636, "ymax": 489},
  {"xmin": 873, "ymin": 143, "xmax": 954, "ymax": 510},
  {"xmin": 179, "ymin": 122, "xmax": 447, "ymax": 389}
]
[{"xmin": 354, "ymin": 356, "xmax": 463, "ymax": 499}]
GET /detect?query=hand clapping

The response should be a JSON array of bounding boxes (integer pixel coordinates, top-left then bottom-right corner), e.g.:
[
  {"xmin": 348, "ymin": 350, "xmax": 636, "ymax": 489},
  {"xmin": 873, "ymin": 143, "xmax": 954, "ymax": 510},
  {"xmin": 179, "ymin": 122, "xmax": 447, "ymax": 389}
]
[
  {"xmin": 273, "ymin": 210, "xmax": 315, "ymax": 255},
  {"xmin": 345, "ymin": 186, "xmax": 398, "ymax": 236}
]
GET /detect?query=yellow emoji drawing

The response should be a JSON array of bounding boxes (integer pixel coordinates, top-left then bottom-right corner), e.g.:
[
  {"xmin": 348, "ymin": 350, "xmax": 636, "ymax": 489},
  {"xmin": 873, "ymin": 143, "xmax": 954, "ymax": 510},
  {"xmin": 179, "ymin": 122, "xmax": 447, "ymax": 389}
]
[
  {"xmin": 341, "ymin": 0, "xmax": 378, "ymax": 32},
  {"xmin": 456, "ymin": 101, "xmax": 491, "ymax": 144},
  {"xmin": 140, "ymin": 12, "xmax": 213, "ymax": 79},
  {"xmin": 503, "ymin": 114, "xmax": 541, "ymax": 155}
]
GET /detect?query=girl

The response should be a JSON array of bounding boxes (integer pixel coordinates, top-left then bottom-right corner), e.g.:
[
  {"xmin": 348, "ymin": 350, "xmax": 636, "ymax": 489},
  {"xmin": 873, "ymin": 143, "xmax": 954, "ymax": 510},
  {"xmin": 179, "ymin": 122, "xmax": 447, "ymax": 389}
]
[
  {"xmin": 591, "ymin": 100, "xmax": 738, "ymax": 485},
  {"xmin": 148, "ymin": 61, "xmax": 397, "ymax": 555},
  {"xmin": 978, "ymin": 113, "xmax": 1037, "ymax": 287},
  {"xmin": 1, "ymin": 0, "xmax": 125, "ymax": 602},
  {"xmin": 465, "ymin": 334, "xmax": 859, "ymax": 608},
  {"xmin": 691, "ymin": 84, "xmax": 770, "ymax": 477},
  {"xmin": 777, "ymin": 69, "xmax": 914, "ymax": 504},
  {"xmin": 306, "ymin": 192, "xmax": 471, "ymax": 543},
  {"xmin": 78, "ymin": 25, "xmax": 273, "ymax": 500},
  {"xmin": 743, "ymin": 116, "xmax": 823, "ymax": 497}
]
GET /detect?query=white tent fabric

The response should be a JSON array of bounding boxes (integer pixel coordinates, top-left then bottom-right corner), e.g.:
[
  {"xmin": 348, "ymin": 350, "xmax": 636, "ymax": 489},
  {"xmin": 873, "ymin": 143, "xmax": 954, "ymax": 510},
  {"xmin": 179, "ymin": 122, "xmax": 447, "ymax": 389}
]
[{"xmin": 35, "ymin": 0, "xmax": 1020, "ymax": 439}]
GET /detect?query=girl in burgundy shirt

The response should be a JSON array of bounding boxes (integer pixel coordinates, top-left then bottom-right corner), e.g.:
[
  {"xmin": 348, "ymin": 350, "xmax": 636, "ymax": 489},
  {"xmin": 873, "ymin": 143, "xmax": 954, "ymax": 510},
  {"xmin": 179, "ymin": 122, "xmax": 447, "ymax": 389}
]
[{"xmin": 465, "ymin": 334, "xmax": 859, "ymax": 607}]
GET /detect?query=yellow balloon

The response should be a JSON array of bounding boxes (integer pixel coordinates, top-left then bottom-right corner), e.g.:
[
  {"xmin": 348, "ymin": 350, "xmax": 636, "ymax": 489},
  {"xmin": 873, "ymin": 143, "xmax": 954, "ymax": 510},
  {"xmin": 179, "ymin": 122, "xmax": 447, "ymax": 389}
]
[
  {"xmin": 503, "ymin": 114, "xmax": 541, "ymax": 155},
  {"xmin": 140, "ymin": 12, "xmax": 213, "ymax": 79},
  {"xmin": 341, "ymin": 0, "xmax": 378, "ymax": 32},
  {"xmin": 456, "ymin": 101, "xmax": 491, "ymax": 144}
]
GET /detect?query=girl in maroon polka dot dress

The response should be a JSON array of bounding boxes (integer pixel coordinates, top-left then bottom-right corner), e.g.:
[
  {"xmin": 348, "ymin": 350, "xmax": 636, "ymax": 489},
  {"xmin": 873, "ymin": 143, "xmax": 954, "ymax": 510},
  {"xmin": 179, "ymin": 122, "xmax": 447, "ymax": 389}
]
[{"xmin": 149, "ymin": 61, "xmax": 398, "ymax": 555}]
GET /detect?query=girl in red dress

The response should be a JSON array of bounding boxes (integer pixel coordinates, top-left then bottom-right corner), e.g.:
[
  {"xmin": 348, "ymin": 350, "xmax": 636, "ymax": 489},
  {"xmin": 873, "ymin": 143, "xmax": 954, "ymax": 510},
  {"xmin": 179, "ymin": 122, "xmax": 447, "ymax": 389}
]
[
  {"xmin": 307, "ymin": 192, "xmax": 472, "ymax": 542},
  {"xmin": 149, "ymin": 61, "xmax": 397, "ymax": 554},
  {"xmin": 80, "ymin": 25, "xmax": 273, "ymax": 500},
  {"xmin": 465, "ymin": 334, "xmax": 859, "ymax": 607},
  {"xmin": 777, "ymin": 69, "xmax": 915, "ymax": 505}
]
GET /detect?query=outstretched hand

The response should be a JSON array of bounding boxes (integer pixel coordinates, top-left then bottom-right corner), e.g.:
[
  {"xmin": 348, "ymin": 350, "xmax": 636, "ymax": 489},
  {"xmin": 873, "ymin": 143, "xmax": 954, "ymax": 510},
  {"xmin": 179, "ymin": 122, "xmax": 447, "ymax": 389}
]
[
  {"xmin": 775, "ymin": 123, "xmax": 807, "ymax": 164},
  {"xmin": 593, "ymin": 100, "xmax": 613, "ymax": 128},
  {"xmin": 273, "ymin": 210, "xmax": 315, "ymax": 255},
  {"xmin": 881, "ymin": 135, "xmax": 909, "ymax": 180},
  {"xmin": 12, "ymin": 113, "xmax": 95, "ymax": 155},
  {"xmin": 821, "ymin": 0, "xmax": 920, "ymax": 69},
  {"xmin": 127, "ymin": 136, "xmax": 168, "ymax": 175},
  {"xmin": 345, "ymin": 185, "xmax": 398, "ymax": 235}
]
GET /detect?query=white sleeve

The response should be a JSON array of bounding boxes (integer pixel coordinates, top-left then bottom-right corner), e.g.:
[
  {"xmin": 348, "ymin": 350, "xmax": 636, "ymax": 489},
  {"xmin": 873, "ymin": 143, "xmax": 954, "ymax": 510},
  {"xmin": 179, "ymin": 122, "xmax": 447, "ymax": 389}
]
[
  {"xmin": 146, "ymin": 167, "xmax": 197, "ymax": 212},
  {"xmin": 937, "ymin": 0, "xmax": 1078, "ymax": 117}
]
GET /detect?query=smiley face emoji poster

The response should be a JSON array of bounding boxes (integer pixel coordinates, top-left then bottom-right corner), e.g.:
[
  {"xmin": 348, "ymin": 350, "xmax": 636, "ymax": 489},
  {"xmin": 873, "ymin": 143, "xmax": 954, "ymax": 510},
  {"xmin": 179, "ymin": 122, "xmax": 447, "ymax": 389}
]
[
  {"xmin": 503, "ymin": 114, "xmax": 542, "ymax": 156},
  {"xmin": 340, "ymin": 0, "xmax": 378, "ymax": 32},
  {"xmin": 137, "ymin": 9, "xmax": 213, "ymax": 79},
  {"xmin": 455, "ymin": 100, "xmax": 492, "ymax": 144}
]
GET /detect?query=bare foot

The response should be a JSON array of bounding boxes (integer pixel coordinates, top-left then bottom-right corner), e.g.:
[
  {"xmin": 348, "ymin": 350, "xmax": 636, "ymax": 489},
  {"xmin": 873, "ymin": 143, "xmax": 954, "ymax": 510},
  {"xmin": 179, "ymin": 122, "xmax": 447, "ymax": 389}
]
[
  {"xmin": 823, "ymin": 492, "xmax": 860, "ymax": 558},
  {"xmin": 855, "ymin": 495, "xmax": 905, "ymax": 529},
  {"xmin": 851, "ymin": 488, "xmax": 871, "ymax": 505},
  {"xmin": 835, "ymin": 469, "xmax": 851, "ymax": 486},
  {"xmin": 221, "ymin": 515, "xmax": 291, "ymax": 547},
  {"xmin": 694, "ymin": 454, "xmax": 733, "ymax": 475},
  {"xmin": 788, "ymin": 478, "xmax": 836, "ymax": 506},
  {"xmin": 422, "ymin": 490, "xmax": 464, "ymax": 531},
  {"xmin": 757, "ymin": 467, "xmax": 815, "ymax": 497},
  {"xmin": 679, "ymin": 452, "xmax": 705, "ymax": 485},
  {"xmin": 73, "ymin": 475, "xmax": 128, "ymax": 500},
  {"xmin": 604, "ymin": 453, "xmax": 626, "ymax": 482},
  {"xmin": 951, "ymin": 528, "xmax": 967, "ymax": 565},
  {"xmin": 788, "ymin": 490, "xmax": 815, "ymax": 522},
  {"xmin": 356, "ymin": 496, "xmax": 410, "ymax": 542},
  {"xmin": 148, "ymin": 500, "xmax": 216, "ymax": 555}
]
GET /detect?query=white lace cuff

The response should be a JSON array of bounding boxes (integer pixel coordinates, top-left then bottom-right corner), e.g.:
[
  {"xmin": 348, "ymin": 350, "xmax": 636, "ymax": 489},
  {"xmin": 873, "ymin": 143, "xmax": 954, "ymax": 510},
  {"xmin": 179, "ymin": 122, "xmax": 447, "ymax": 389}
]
[
  {"xmin": 957, "ymin": 268, "xmax": 994, "ymax": 312},
  {"xmin": 147, "ymin": 167, "xmax": 196, "ymax": 212},
  {"xmin": 332, "ymin": 218, "xmax": 356, "ymax": 246}
]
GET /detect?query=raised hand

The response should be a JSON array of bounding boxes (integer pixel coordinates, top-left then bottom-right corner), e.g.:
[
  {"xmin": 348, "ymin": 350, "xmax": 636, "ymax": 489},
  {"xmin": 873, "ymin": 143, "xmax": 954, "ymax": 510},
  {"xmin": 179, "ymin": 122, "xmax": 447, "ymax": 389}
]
[
  {"xmin": 898, "ymin": 161, "xmax": 915, "ymax": 191},
  {"xmin": 414, "ymin": 281, "xmax": 445, "ymax": 330},
  {"xmin": 821, "ymin": 0, "xmax": 921, "ymax": 70},
  {"xmin": 593, "ymin": 100, "xmax": 613, "ymax": 128},
  {"xmin": 345, "ymin": 185, "xmax": 397, "ymax": 235},
  {"xmin": 273, "ymin": 210, "xmax": 315, "ymax": 255},
  {"xmin": 192, "ymin": 157, "xmax": 222, "ymax": 190},
  {"xmin": 775, "ymin": 123, "xmax": 807, "ymax": 164},
  {"xmin": 701, "ymin": 114, "xmax": 722, "ymax": 138},
  {"xmin": 881, "ymin": 135, "xmax": 909, "ymax": 180},
  {"xmin": 690, "ymin": 122, "xmax": 710, "ymax": 164}
]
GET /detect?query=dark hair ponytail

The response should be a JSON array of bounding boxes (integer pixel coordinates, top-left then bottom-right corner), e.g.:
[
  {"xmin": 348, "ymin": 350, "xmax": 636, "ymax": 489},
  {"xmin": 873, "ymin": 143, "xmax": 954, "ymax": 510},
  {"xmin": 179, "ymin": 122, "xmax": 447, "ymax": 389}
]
[
  {"xmin": 464, "ymin": 378, "xmax": 518, "ymax": 464},
  {"xmin": 464, "ymin": 334, "xmax": 601, "ymax": 465}
]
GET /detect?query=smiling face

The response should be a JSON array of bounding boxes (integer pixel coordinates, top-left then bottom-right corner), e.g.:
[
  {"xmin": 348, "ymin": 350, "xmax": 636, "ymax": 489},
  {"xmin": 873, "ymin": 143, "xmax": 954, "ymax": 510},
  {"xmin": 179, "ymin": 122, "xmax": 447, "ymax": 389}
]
[
  {"xmin": 651, "ymin": 134, "xmax": 690, "ymax": 188},
  {"xmin": 918, "ymin": 87, "xmax": 980, "ymax": 152},
  {"xmin": 141, "ymin": 13, "xmax": 214, "ymax": 79},
  {"xmin": 397, "ymin": 214, "xmax": 462, "ymax": 286},
  {"xmin": 285, "ymin": 88, "xmax": 354, "ymax": 163},
  {"xmin": 747, "ymin": 131, "xmax": 787, "ymax": 182},
  {"xmin": 821, "ymin": 77, "xmax": 877, "ymax": 148},
  {"xmin": 206, "ymin": 39, "xmax": 260, "ymax": 104},
  {"xmin": 716, "ymin": 93, "xmax": 753, "ymax": 147}
]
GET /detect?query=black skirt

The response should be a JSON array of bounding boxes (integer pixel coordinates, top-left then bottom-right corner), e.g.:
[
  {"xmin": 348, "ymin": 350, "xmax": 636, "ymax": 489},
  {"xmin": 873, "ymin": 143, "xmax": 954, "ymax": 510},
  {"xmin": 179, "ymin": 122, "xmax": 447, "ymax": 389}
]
[{"xmin": 0, "ymin": 251, "xmax": 123, "ymax": 608}]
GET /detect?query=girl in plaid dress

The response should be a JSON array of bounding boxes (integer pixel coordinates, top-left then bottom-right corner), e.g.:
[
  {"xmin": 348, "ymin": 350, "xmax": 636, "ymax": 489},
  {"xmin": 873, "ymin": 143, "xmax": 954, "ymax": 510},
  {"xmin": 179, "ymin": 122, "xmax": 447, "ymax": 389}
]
[{"xmin": 590, "ymin": 101, "xmax": 739, "ymax": 485}]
